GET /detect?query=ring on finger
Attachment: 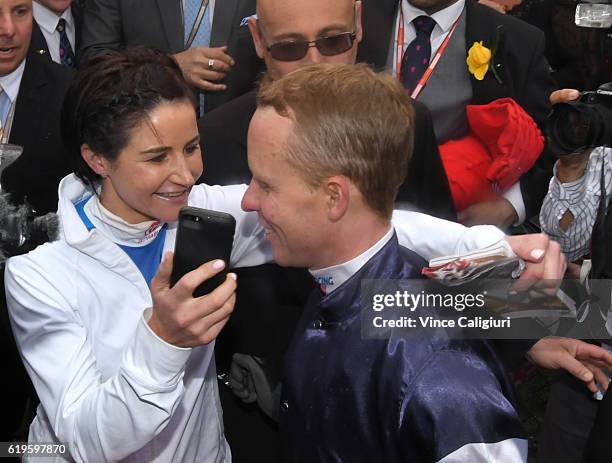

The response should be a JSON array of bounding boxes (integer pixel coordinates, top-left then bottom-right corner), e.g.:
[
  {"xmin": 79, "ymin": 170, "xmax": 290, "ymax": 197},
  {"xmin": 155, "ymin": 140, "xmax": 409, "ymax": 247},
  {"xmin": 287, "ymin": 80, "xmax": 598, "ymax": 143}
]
[{"xmin": 208, "ymin": 58, "xmax": 215, "ymax": 70}]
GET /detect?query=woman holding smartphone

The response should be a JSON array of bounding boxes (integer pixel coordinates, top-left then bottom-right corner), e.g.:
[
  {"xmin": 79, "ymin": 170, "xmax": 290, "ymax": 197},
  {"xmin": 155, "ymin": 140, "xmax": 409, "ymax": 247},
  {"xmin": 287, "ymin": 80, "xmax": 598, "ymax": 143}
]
[{"xmin": 4, "ymin": 48, "xmax": 268, "ymax": 462}]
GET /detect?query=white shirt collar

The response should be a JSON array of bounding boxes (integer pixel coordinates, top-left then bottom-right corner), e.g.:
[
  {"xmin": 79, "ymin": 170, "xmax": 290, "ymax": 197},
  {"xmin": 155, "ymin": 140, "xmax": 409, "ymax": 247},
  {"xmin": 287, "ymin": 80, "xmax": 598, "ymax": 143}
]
[
  {"xmin": 310, "ymin": 226, "xmax": 394, "ymax": 294},
  {"xmin": 0, "ymin": 59, "xmax": 26, "ymax": 103},
  {"xmin": 402, "ymin": 0, "xmax": 465, "ymax": 33},
  {"xmin": 33, "ymin": 1, "xmax": 73, "ymax": 34}
]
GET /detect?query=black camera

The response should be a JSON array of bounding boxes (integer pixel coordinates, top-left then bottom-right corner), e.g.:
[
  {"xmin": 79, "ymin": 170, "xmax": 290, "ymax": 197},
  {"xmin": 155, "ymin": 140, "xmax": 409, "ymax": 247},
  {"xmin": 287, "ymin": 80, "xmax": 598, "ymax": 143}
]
[{"xmin": 547, "ymin": 82, "xmax": 612, "ymax": 156}]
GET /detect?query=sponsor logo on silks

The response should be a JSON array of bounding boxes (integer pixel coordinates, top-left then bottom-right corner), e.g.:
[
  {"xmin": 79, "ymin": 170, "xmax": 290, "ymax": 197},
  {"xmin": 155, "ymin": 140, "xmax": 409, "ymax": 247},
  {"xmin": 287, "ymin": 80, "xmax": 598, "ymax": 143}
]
[
  {"xmin": 139, "ymin": 221, "xmax": 162, "ymax": 244},
  {"xmin": 314, "ymin": 275, "xmax": 334, "ymax": 286}
]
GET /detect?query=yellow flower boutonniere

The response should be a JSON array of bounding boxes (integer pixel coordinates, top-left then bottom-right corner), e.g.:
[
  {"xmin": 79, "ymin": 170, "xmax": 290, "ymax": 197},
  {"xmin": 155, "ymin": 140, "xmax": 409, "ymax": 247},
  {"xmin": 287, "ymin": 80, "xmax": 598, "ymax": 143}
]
[
  {"xmin": 467, "ymin": 26, "xmax": 504, "ymax": 84},
  {"xmin": 467, "ymin": 41, "xmax": 491, "ymax": 80}
]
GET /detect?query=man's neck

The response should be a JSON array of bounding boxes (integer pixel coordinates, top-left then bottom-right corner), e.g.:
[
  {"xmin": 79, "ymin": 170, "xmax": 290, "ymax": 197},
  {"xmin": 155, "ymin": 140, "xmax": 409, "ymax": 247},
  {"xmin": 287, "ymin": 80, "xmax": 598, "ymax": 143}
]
[
  {"xmin": 312, "ymin": 214, "xmax": 391, "ymax": 271},
  {"xmin": 34, "ymin": 1, "xmax": 69, "ymax": 17},
  {"xmin": 416, "ymin": 0, "xmax": 462, "ymax": 15}
]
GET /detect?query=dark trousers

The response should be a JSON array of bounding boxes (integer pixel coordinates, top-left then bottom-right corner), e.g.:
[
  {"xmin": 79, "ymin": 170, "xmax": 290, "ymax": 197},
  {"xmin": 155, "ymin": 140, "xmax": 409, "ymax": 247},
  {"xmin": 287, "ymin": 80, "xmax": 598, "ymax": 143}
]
[
  {"xmin": 583, "ymin": 386, "xmax": 612, "ymax": 462},
  {"xmin": 537, "ymin": 371, "xmax": 600, "ymax": 463}
]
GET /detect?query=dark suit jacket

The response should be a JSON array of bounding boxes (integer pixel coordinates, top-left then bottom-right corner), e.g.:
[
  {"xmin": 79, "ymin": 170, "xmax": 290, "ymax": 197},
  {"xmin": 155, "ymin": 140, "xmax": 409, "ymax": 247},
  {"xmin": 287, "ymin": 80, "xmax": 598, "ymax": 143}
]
[
  {"xmin": 79, "ymin": 0, "xmax": 263, "ymax": 112},
  {"xmin": 30, "ymin": 3, "xmax": 83, "ymax": 66},
  {"xmin": 199, "ymin": 90, "xmax": 456, "ymax": 221},
  {"xmin": 0, "ymin": 54, "xmax": 74, "ymax": 215},
  {"xmin": 358, "ymin": 0, "xmax": 557, "ymax": 219}
]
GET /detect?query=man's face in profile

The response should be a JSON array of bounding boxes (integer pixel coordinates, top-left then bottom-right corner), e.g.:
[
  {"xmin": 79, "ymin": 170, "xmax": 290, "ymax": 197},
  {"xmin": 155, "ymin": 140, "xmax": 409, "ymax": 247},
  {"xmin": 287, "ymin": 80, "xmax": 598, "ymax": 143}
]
[
  {"xmin": 248, "ymin": 0, "xmax": 363, "ymax": 80},
  {"xmin": 241, "ymin": 107, "xmax": 330, "ymax": 269}
]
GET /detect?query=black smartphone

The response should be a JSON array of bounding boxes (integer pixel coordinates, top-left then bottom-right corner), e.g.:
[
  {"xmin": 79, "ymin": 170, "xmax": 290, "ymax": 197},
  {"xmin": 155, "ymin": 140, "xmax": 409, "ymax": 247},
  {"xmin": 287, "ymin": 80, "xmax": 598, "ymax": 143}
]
[{"xmin": 170, "ymin": 206, "xmax": 236, "ymax": 297}]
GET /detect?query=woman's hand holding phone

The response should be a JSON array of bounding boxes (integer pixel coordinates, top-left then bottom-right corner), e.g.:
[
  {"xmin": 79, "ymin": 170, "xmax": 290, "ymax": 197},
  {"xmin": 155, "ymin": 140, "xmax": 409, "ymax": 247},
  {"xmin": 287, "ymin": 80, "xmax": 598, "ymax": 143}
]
[{"xmin": 148, "ymin": 251, "xmax": 237, "ymax": 348}]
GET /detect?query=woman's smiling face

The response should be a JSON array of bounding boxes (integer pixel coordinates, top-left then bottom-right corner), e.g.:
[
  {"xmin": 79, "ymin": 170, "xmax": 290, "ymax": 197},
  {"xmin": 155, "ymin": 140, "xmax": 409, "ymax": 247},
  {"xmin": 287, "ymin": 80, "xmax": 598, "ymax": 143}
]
[{"xmin": 90, "ymin": 99, "xmax": 203, "ymax": 224}]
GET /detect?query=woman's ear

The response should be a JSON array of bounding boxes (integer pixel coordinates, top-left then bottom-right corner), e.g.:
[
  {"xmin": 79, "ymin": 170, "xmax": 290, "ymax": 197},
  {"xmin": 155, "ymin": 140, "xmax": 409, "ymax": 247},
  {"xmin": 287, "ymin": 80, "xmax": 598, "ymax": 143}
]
[{"xmin": 81, "ymin": 144, "xmax": 109, "ymax": 178}]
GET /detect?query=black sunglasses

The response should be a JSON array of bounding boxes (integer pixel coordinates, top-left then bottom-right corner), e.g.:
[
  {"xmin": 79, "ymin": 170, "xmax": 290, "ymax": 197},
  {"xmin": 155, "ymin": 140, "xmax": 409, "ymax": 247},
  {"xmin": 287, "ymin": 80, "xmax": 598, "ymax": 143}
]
[{"xmin": 266, "ymin": 32, "xmax": 357, "ymax": 62}]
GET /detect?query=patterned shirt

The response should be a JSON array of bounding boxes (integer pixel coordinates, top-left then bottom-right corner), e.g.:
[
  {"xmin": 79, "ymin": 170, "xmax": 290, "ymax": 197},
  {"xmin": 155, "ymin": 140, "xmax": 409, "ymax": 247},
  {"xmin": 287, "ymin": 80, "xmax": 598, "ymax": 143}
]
[{"xmin": 540, "ymin": 146, "xmax": 612, "ymax": 262}]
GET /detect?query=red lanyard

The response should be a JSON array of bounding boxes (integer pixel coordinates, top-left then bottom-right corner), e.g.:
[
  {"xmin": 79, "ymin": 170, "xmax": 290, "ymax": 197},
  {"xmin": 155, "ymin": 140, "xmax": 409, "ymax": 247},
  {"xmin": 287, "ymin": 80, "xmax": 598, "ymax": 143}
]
[{"xmin": 396, "ymin": 6, "xmax": 461, "ymax": 99}]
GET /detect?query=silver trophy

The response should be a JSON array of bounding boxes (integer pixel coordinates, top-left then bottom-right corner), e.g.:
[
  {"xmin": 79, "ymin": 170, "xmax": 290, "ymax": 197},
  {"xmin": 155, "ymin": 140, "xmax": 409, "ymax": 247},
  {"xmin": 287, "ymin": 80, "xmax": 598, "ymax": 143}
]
[{"xmin": 0, "ymin": 143, "xmax": 22, "ymax": 191}]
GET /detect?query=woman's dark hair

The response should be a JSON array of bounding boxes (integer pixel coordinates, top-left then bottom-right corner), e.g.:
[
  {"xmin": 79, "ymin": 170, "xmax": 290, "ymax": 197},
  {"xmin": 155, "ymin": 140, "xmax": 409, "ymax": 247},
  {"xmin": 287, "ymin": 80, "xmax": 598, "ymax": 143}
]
[{"xmin": 61, "ymin": 47, "xmax": 196, "ymax": 186}]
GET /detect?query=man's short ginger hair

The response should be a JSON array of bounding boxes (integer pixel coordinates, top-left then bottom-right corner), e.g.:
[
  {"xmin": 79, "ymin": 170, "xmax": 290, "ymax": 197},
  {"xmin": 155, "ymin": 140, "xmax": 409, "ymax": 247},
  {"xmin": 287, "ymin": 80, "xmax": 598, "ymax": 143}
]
[{"xmin": 256, "ymin": 63, "xmax": 414, "ymax": 219}]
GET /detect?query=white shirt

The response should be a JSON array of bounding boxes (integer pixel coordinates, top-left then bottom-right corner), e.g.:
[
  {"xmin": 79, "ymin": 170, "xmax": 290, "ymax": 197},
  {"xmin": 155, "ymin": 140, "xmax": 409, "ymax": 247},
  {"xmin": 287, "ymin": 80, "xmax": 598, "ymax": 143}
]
[
  {"xmin": 540, "ymin": 147, "xmax": 612, "ymax": 262},
  {"xmin": 0, "ymin": 58, "xmax": 25, "ymax": 105},
  {"xmin": 388, "ymin": 0, "xmax": 467, "ymax": 74},
  {"xmin": 6, "ymin": 175, "xmax": 504, "ymax": 462},
  {"xmin": 33, "ymin": 2, "xmax": 75, "ymax": 65},
  {"xmin": 388, "ymin": 0, "xmax": 525, "ymax": 224},
  {"xmin": 0, "ymin": 59, "xmax": 25, "ymax": 140}
]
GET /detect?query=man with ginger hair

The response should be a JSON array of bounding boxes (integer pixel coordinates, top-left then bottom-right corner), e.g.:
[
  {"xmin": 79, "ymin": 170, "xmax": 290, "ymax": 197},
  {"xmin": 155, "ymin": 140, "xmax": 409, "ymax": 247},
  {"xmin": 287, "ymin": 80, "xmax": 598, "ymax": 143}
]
[{"xmin": 240, "ymin": 62, "xmax": 527, "ymax": 462}]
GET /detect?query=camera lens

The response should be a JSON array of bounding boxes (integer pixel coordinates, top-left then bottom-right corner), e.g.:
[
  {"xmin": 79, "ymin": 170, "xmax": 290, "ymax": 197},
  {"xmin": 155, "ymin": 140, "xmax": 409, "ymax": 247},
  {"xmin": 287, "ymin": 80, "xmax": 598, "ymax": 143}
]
[
  {"xmin": 547, "ymin": 82, "xmax": 612, "ymax": 156},
  {"xmin": 547, "ymin": 102, "xmax": 611, "ymax": 155},
  {"xmin": 559, "ymin": 109, "xmax": 592, "ymax": 148}
]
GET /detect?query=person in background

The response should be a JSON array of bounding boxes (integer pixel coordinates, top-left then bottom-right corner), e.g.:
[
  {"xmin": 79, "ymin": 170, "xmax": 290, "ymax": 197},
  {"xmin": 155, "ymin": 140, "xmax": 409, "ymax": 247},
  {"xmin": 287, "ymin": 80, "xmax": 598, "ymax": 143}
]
[
  {"xmin": 200, "ymin": 0, "xmax": 455, "ymax": 220},
  {"xmin": 358, "ymin": 0, "xmax": 557, "ymax": 229},
  {"xmin": 510, "ymin": 0, "xmax": 611, "ymax": 90},
  {"xmin": 30, "ymin": 0, "xmax": 81, "ymax": 67},
  {"xmin": 539, "ymin": 84, "xmax": 612, "ymax": 461},
  {"xmin": 0, "ymin": 0, "xmax": 73, "ymax": 216},
  {"xmin": 79, "ymin": 0, "xmax": 263, "ymax": 113}
]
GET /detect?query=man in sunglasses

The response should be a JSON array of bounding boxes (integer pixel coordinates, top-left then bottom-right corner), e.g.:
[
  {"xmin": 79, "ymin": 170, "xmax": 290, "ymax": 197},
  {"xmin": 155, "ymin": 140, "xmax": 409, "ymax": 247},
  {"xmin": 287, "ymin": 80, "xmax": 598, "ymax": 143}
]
[{"xmin": 199, "ymin": 0, "xmax": 454, "ymax": 221}]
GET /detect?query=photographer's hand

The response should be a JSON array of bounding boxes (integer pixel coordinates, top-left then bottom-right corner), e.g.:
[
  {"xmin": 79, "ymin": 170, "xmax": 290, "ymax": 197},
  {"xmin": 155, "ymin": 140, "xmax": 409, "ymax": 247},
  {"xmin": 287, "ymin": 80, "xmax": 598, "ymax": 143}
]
[
  {"xmin": 148, "ymin": 252, "xmax": 237, "ymax": 348},
  {"xmin": 550, "ymin": 89, "xmax": 581, "ymax": 105}
]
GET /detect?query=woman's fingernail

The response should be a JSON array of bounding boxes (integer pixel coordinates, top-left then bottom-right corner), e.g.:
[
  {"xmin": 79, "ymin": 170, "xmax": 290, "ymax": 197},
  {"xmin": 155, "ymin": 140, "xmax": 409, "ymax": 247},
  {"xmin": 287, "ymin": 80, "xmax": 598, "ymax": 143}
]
[
  {"xmin": 213, "ymin": 260, "xmax": 225, "ymax": 269},
  {"xmin": 530, "ymin": 249, "xmax": 545, "ymax": 260},
  {"xmin": 228, "ymin": 273, "xmax": 237, "ymax": 281}
]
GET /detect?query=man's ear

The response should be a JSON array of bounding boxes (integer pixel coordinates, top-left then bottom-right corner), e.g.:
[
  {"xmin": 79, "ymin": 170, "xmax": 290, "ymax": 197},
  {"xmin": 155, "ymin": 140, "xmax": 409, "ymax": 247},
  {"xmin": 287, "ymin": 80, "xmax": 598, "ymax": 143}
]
[
  {"xmin": 355, "ymin": 1, "xmax": 363, "ymax": 44},
  {"xmin": 324, "ymin": 176, "xmax": 350, "ymax": 221},
  {"xmin": 81, "ymin": 144, "xmax": 109, "ymax": 178},
  {"xmin": 248, "ymin": 18, "xmax": 266, "ymax": 59}
]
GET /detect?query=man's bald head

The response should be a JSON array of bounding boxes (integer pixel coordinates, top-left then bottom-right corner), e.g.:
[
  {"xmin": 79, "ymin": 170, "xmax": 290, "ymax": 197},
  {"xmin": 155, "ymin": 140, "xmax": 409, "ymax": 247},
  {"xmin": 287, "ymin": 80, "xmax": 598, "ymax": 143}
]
[{"xmin": 248, "ymin": 0, "xmax": 362, "ymax": 80}]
